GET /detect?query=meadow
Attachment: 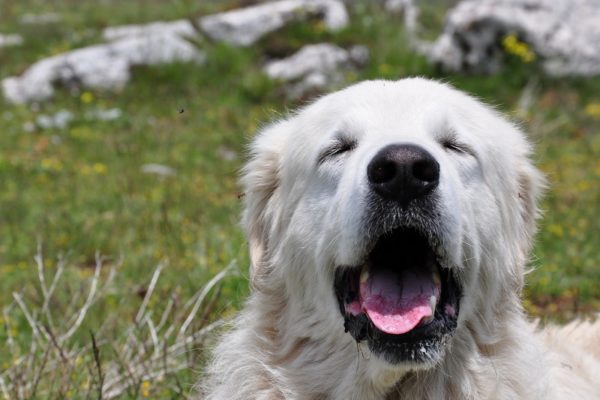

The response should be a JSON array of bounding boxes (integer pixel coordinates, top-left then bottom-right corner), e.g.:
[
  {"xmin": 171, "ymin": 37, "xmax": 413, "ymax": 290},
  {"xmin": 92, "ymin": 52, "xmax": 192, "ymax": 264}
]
[{"xmin": 0, "ymin": 1, "xmax": 599, "ymax": 398}]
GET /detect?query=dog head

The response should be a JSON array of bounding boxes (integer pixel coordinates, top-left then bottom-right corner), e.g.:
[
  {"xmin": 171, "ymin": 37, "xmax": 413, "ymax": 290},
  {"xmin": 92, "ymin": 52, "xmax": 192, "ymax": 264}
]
[{"xmin": 241, "ymin": 78, "xmax": 544, "ymax": 370}]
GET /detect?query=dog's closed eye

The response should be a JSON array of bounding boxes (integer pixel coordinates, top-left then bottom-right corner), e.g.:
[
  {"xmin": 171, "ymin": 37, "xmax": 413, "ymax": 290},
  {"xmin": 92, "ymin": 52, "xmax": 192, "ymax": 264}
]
[
  {"xmin": 440, "ymin": 135, "xmax": 473, "ymax": 156},
  {"xmin": 317, "ymin": 136, "xmax": 357, "ymax": 165}
]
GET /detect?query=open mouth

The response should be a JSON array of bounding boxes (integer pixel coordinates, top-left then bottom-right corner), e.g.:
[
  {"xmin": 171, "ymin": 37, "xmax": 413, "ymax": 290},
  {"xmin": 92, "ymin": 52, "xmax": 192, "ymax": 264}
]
[{"xmin": 334, "ymin": 227, "xmax": 461, "ymax": 364}]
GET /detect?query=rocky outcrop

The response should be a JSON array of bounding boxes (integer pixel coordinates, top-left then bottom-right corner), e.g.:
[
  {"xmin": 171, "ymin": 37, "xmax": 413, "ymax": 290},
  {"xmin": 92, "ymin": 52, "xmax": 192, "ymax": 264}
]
[
  {"xmin": 200, "ymin": 0, "xmax": 348, "ymax": 46},
  {"xmin": 423, "ymin": 0, "xmax": 600, "ymax": 76},
  {"xmin": 264, "ymin": 43, "xmax": 368, "ymax": 98},
  {"xmin": 3, "ymin": 34, "xmax": 204, "ymax": 104},
  {"xmin": 2, "ymin": 0, "xmax": 349, "ymax": 104},
  {"xmin": 0, "ymin": 33, "xmax": 23, "ymax": 48}
]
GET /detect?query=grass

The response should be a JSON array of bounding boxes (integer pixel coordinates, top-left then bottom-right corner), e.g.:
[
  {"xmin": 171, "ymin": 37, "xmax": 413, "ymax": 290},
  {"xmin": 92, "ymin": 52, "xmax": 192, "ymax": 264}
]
[
  {"xmin": 1, "ymin": 250, "xmax": 231, "ymax": 398},
  {"xmin": 0, "ymin": 0, "xmax": 599, "ymax": 397}
]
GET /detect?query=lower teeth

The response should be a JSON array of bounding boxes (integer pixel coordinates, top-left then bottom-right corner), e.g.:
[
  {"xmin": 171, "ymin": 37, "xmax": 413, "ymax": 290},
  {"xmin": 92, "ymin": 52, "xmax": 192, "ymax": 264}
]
[
  {"xmin": 420, "ymin": 296, "xmax": 438, "ymax": 326},
  {"xmin": 429, "ymin": 295, "xmax": 437, "ymax": 312},
  {"xmin": 360, "ymin": 268, "xmax": 369, "ymax": 284}
]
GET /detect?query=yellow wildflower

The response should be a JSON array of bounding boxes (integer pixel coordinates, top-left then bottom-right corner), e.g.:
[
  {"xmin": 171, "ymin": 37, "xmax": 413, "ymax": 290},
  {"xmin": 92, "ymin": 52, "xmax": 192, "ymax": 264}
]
[
  {"xmin": 502, "ymin": 34, "xmax": 536, "ymax": 63},
  {"xmin": 80, "ymin": 91, "xmax": 94, "ymax": 104},
  {"xmin": 575, "ymin": 181, "xmax": 590, "ymax": 192},
  {"xmin": 41, "ymin": 157, "xmax": 63, "ymax": 171},
  {"xmin": 93, "ymin": 163, "xmax": 107, "ymax": 174},
  {"xmin": 547, "ymin": 224, "xmax": 564, "ymax": 237},
  {"xmin": 584, "ymin": 102, "xmax": 600, "ymax": 118},
  {"xmin": 141, "ymin": 380, "xmax": 151, "ymax": 397}
]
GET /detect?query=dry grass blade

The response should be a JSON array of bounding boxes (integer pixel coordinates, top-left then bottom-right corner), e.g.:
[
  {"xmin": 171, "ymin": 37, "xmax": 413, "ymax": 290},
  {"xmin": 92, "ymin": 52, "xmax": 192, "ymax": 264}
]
[
  {"xmin": 178, "ymin": 261, "xmax": 235, "ymax": 339},
  {"xmin": 135, "ymin": 263, "xmax": 164, "ymax": 324},
  {"xmin": 13, "ymin": 292, "xmax": 47, "ymax": 343},
  {"xmin": 0, "ymin": 253, "xmax": 232, "ymax": 399},
  {"xmin": 59, "ymin": 254, "xmax": 103, "ymax": 343}
]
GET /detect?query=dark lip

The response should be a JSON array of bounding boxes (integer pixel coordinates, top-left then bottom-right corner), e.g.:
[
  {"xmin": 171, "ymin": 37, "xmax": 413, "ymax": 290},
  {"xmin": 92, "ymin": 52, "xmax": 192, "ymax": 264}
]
[{"xmin": 333, "ymin": 227, "xmax": 461, "ymax": 364}]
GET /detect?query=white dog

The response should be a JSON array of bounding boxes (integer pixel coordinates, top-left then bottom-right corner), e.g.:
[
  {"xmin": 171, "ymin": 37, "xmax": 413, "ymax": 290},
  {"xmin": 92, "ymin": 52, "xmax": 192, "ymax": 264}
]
[{"xmin": 201, "ymin": 78, "xmax": 600, "ymax": 399}]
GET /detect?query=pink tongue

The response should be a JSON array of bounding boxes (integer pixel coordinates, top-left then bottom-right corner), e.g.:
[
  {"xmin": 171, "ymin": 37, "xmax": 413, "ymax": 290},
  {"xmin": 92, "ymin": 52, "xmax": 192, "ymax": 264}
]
[{"xmin": 360, "ymin": 268, "xmax": 440, "ymax": 335}]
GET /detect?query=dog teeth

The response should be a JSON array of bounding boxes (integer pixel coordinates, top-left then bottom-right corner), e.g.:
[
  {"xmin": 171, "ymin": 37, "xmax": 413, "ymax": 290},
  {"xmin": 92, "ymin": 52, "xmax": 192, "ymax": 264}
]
[
  {"xmin": 429, "ymin": 295, "xmax": 437, "ymax": 314},
  {"xmin": 360, "ymin": 268, "xmax": 369, "ymax": 284},
  {"xmin": 419, "ymin": 295, "xmax": 438, "ymax": 326}
]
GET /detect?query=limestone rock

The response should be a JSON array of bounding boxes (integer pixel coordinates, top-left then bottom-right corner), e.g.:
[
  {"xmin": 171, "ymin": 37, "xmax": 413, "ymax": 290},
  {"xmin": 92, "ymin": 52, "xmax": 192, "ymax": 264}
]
[
  {"xmin": 103, "ymin": 20, "xmax": 196, "ymax": 41},
  {"xmin": 0, "ymin": 33, "xmax": 23, "ymax": 48},
  {"xmin": 424, "ymin": 0, "xmax": 600, "ymax": 76},
  {"xmin": 200, "ymin": 0, "xmax": 349, "ymax": 47},
  {"xmin": 264, "ymin": 43, "xmax": 368, "ymax": 98},
  {"xmin": 35, "ymin": 110, "xmax": 73, "ymax": 130},
  {"xmin": 2, "ymin": 0, "xmax": 350, "ymax": 103},
  {"xmin": 3, "ymin": 34, "xmax": 204, "ymax": 104},
  {"xmin": 19, "ymin": 13, "xmax": 61, "ymax": 25}
]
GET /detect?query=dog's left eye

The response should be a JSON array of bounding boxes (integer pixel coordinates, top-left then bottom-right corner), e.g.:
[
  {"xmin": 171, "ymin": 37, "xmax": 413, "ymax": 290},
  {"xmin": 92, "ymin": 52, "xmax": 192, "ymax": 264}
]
[
  {"xmin": 317, "ymin": 138, "xmax": 357, "ymax": 165},
  {"xmin": 441, "ymin": 137, "xmax": 471, "ymax": 155}
]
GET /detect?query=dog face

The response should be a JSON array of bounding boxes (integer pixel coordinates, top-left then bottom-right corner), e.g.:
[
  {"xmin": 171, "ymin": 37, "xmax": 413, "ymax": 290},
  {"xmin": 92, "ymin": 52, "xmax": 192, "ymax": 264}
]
[{"xmin": 241, "ymin": 79, "xmax": 543, "ymax": 370}]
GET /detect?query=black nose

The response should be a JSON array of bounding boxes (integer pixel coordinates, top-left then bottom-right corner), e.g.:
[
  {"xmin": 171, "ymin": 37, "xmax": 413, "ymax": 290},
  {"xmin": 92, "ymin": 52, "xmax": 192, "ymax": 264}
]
[{"xmin": 367, "ymin": 144, "xmax": 439, "ymax": 204}]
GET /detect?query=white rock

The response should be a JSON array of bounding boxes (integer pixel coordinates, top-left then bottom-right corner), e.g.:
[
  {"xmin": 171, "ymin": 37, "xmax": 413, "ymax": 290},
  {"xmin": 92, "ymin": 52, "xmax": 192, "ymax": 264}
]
[
  {"xmin": 424, "ymin": 0, "xmax": 600, "ymax": 76},
  {"xmin": 264, "ymin": 43, "xmax": 368, "ymax": 98},
  {"xmin": 286, "ymin": 72, "xmax": 334, "ymax": 98},
  {"xmin": 141, "ymin": 164, "xmax": 177, "ymax": 177},
  {"xmin": 3, "ymin": 0, "xmax": 350, "ymax": 103},
  {"xmin": 200, "ymin": 0, "xmax": 349, "ymax": 47},
  {"xmin": 36, "ymin": 110, "xmax": 73, "ymax": 130},
  {"xmin": 103, "ymin": 0, "xmax": 348, "ymax": 48},
  {"xmin": 23, "ymin": 122, "xmax": 36, "ymax": 133},
  {"xmin": 2, "ymin": 34, "xmax": 205, "ymax": 104},
  {"xmin": 0, "ymin": 33, "xmax": 23, "ymax": 48},
  {"xmin": 19, "ymin": 13, "xmax": 61, "ymax": 24},
  {"xmin": 86, "ymin": 108, "xmax": 123, "ymax": 121},
  {"xmin": 265, "ymin": 43, "xmax": 368, "ymax": 80},
  {"xmin": 265, "ymin": 43, "xmax": 350, "ymax": 81},
  {"xmin": 349, "ymin": 45, "xmax": 370, "ymax": 66},
  {"xmin": 103, "ymin": 20, "xmax": 196, "ymax": 41},
  {"xmin": 385, "ymin": 0, "xmax": 411, "ymax": 12}
]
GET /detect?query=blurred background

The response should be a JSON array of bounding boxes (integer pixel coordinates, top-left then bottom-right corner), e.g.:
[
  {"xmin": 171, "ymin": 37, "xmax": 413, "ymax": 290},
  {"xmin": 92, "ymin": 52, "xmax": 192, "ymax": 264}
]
[{"xmin": 0, "ymin": 0, "xmax": 598, "ymax": 397}]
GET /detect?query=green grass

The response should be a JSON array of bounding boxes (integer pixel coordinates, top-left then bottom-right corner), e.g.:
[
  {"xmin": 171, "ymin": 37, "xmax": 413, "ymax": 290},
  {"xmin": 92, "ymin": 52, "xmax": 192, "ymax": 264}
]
[{"xmin": 0, "ymin": 0, "xmax": 599, "ymax": 397}]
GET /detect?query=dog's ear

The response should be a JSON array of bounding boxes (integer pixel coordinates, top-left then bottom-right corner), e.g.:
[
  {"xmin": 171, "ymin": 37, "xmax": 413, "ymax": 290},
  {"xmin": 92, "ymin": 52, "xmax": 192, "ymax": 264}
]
[
  {"xmin": 240, "ymin": 121, "xmax": 289, "ymax": 283},
  {"xmin": 515, "ymin": 157, "xmax": 546, "ymax": 267}
]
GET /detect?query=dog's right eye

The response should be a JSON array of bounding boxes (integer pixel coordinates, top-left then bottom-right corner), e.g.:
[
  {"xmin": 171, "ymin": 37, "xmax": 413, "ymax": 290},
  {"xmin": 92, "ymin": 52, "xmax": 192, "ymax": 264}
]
[
  {"xmin": 440, "ymin": 135, "xmax": 474, "ymax": 156},
  {"xmin": 317, "ymin": 138, "xmax": 357, "ymax": 165}
]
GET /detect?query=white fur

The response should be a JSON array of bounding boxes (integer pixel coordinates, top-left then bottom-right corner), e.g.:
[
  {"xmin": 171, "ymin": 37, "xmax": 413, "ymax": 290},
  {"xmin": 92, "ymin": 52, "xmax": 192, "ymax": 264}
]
[{"xmin": 200, "ymin": 78, "xmax": 600, "ymax": 399}]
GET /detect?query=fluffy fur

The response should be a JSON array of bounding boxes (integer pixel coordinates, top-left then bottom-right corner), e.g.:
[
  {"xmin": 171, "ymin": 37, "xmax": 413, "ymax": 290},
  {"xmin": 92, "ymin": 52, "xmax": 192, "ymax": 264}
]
[{"xmin": 200, "ymin": 78, "xmax": 600, "ymax": 399}]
